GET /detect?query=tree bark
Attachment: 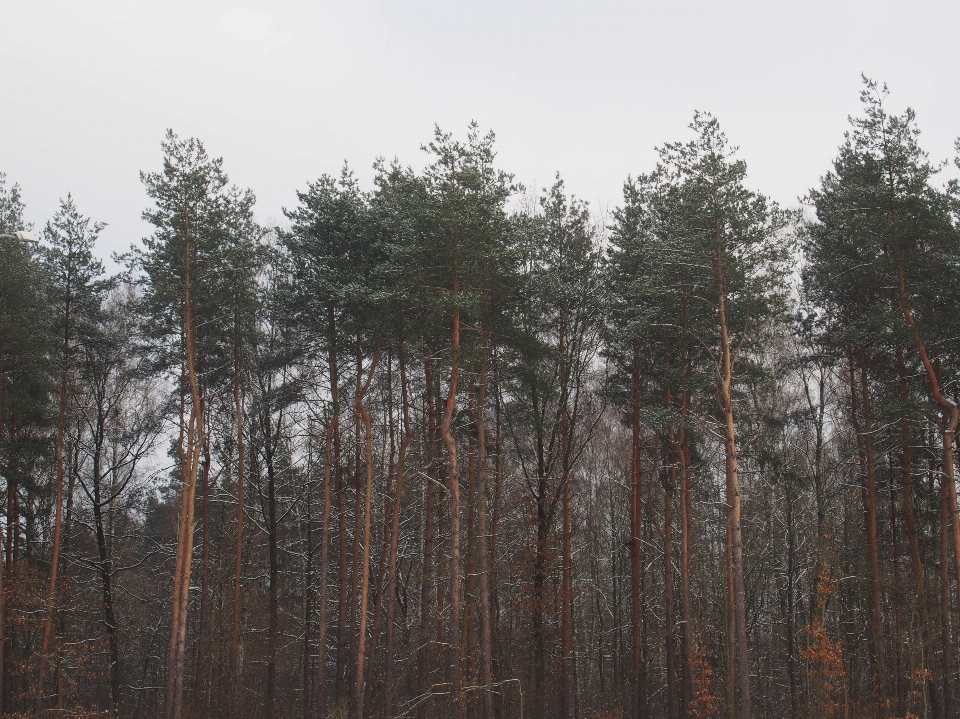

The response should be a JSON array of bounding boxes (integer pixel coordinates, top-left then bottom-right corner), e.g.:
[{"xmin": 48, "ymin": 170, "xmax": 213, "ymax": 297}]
[
  {"xmin": 896, "ymin": 347, "xmax": 940, "ymax": 717},
  {"xmin": 474, "ymin": 339, "xmax": 495, "ymax": 719},
  {"xmin": 440, "ymin": 271, "xmax": 463, "ymax": 719},
  {"xmin": 384, "ymin": 329, "xmax": 413, "ymax": 719},
  {"xmin": 265, "ymin": 392, "xmax": 280, "ymax": 719},
  {"xmin": 630, "ymin": 345, "xmax": 646, "ymax": 719},
  {"xmin": 662, "ymin": 425, "xmax": 677, "ymax": 719},
  {"xmin": 856, "ymin": 345, "xmax": 886, "ymax": 694},
  {"xmin": 354, "ymin": 341, "xmax": 380, "ymax": 719},
  {"xmin": 229, "ymin": 336, "xmax": 247, "ymax": 719},
  {"xmin": 895, "ymin": 259, "xmax": 960, "ymax": 618},
  {"xmin": 714, "ymin": 239, "xmax": 751, "ymax": 719},
  {"xmin": 316, "ymin": 377, "xmax": 335, "ymax": 718},
  {"xmin": 166, "ymin": 226, "xmax": 206, "ymax": 719},
  {"xmin": 677, "ymin": 385, "xmax": 695, "ymax": 718},
  {"xmin": 36, "ymin": 272, "xmax": 72, "ymax": 712},
  {"xmin": 194, "ymin": 442, "xmax": 211, "ymax": 711}
]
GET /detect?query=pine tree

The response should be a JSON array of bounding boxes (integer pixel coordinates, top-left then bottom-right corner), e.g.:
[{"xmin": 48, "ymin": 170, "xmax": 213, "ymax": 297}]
[
  {"xmin": 135, "ymin": 131, "xmax": 258, "ymax": 719},
  {"xmin": 35, "ymin": 195, "xmax": 108, "ymax": 712}
]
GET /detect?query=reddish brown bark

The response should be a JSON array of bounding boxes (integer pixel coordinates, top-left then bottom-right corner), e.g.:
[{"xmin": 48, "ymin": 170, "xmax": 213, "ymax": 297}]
[
  {"xmin": 166, "ymin": 226, "xmax": 206, "ymax": 719},
  {"xmin": 896, "ymin": 347, "xmax": 940, "ymax": 717},
  {"xmin": 714, "ymin": 239, "xmax": 751, "ymax": 719},
  {"xmin": 354, "ymin": 341, "xmax": 381, "ymax": 719}
]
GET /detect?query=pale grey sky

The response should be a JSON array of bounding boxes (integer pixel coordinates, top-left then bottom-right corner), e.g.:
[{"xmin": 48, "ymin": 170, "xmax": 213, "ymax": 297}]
[{"xmin": 2, "ymin": 1, "xmax": 958, "ymax": 261}]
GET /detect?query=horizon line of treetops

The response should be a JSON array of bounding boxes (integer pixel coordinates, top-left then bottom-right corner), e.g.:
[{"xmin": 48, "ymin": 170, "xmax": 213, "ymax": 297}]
[{"xmin": 1, "ymin": 76, "xmax": 960, "ymax": 719}]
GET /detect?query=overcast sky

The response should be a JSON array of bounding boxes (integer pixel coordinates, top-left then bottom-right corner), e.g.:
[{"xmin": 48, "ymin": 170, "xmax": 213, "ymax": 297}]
[{"xmin": 2, "ymin": 0, "xmax": 958, "ymax": 262}]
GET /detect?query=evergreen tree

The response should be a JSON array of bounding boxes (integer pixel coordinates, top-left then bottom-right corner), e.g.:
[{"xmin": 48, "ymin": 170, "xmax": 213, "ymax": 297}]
[{"xmin": 35, "ymin": 195, "xmax": 109, "ymax": 711}]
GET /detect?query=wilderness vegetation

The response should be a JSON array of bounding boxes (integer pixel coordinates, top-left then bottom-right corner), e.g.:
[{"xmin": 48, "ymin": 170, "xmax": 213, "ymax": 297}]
[{"xmin": 1, "ymin": 79, "xmax": 960, "ymax": 719}]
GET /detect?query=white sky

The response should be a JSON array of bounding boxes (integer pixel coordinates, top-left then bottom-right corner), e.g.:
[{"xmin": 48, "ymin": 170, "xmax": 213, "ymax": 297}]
[{"xmin": 2, "ymin": 1, "xmax": 959, "ymax": 263}]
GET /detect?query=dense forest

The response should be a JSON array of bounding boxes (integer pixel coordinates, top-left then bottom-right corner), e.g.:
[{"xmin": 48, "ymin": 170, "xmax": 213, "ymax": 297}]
[{"xmin": 1, "ymin": 79, "xmax": 959, "ymax": 719}]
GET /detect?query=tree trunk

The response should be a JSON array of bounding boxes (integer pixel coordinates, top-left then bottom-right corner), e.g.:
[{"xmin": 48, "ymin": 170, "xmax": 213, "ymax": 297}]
[
  {"xmin": 896, "ymin": 348, "xmax": 940, "ymax": 717},
  {"xmin": 349, "ymin": 344, "xmax": 363, "ymax": 704},
  {"xmin": 36, "ymin": 283, "xmax": 72, "ymax": 712},
  {"xmin": 440, "ymin": 276, "xmax": 463, "ymax": 719},
  {"xmin": 856, "ymin": 345, "xmax": 886, "ymax": 694},
  {"xmin": 354, "ymin": 341, "xmax": 381, "ymax": 719},
  {"xmin": 474, "ymin": 340, "xmax": 495, "ymax": 719},
  {"xmin": 265, "ymin": 400, "xmax": 280, "ymax": 718},
  {"xmin": 419, "ymin": 350, "xmax": 437, "ymax": 710},
  {"xmin": 940, "ymin": 485, "xmax": 953, "ymax": 717},
  {"xmin": 895, "ymin": 259, "xmax": 960, "ymax": 619},
  {"xmin": 662, "ymin": 431, "xmax": 677, "ymax": 719},
  {"xmin": 464, "ymin": 376, "xmax": 478, "ymax": 706},
  {"xmin": 166, "ymin": 228, "xmax": 206, "ymax": 719},
  {"xmin": 714, "ymin": 240, "xmax": 751, "ymax": 719},
  {"xmin": 302, "ymin": 453, "xmax": 313, "ymax": 719},
  {"xmin": 93, "ymin": 489, "xmax": 122, "ymax": 718},
  {"xmin": 678, "ymin": 386, "xmax": 695, "ymax": 718},
  {"xmin": 194, "ymin": 442, "xmax": 211, "ymax": 711},
  {"xmin": 532, "ymin": 469, "xmax": 548, "ymax": 719},
  {"xmin": 384, "ymin": 329, "xmax": 413, "ymax": 719},
  {"xmin": 229, "ymin": 337, "xmax": 247, "ymax": 719},
  {"xmin": 630, "ymin": 346, "xmax": 646, "ymax": 719},
  {"xmin": 559, "ymin": 319, "xmax": 573, "ymax": 719},
  {"xmin": 317, "ymin": 377, "xmax": 335, "ymax": 718}
]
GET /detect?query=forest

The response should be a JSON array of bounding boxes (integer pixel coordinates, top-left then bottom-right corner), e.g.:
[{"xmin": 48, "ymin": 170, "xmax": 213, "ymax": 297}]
[{"xmin": 1, "ymin": 78, "xmax": 959, "ymax": 719}]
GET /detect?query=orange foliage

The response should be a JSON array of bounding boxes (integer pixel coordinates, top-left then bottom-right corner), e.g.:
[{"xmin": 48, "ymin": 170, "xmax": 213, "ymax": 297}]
[
  {"xmin": 802, "ymin": 566, "xmax": 845, "ymax": 719},
  {"xmin": 688, "ymin": 645, "xmax": 722, "ymax": 719}
]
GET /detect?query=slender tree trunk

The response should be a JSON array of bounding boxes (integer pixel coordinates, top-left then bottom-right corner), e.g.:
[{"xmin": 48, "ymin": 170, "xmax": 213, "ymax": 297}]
[
  {"xmin": 533, "ymin": 476, "xmax": 548, "ymax": 719},
  {"xmin": 724, "ymin": 482, "xmax": 736, "ymax": 719},
  {"xmin": 474, "ymin": 339, "xmax": 495, "ymax": 719},
  {"xmin": 856, "ymin": 345, "xmax": 886, "ymax": 696},
  {"xmin": 302, "ymin": 455, "xmax": 313, "ymax": 719},
  {"xmin": 663, "ymin": 431, "xmax": 677, "ymax": 719},
  {"xmin": 897, "ymin": 348, "xmax": 940, "ymax": 718},
  {"xmin": 195, "ymin": 442, "xmax": 211, "ymax": 711},
  {"xmin": 384, "ymin": 329, "xmax": 413, "ymax": 719},
  {"xmin": 229, "ymin": 339, "xmax": 247, "ymax": 719},
  {"xmin": 419, "ymin": 351, "xmax": 436, "ymax": 710},
  {"xmin": 714, "ymin": 240, "xmax": 751, "ymax": 719},
  {"xmin": 349, "ymin": 345, "xmax": 363, "ymax": 703},
  {"xmin": 888, "ymin": 460, "xmax": 902, "ymax": 717},
  {"xmin": 786, "ymin": 478, "xmax": 798, "ymax": 719},
  {"xmin": 354, "ymin": 342, "xmax": 381, "ymax": 719},
  {"xmin": 317, "ymin": 392, "xmax": 335, "ymax": 718},
  {"xmin": 265, "ymin": 402, "xmax": 280, "ymax": 719},
  {"xmin": 941, "ymin": 485, "xmax": 954, "ymax": 717},
  {"xmin": 630, "ymin": 346, "xmax": 646, "ymax": 719},
  {"xmin": 36, "ymin": 285, "xmax": 71, "ymax": 712},
  {"xmin": 93, "ymin": 493, "xmax": 122, "ymax": 718},
  {"xmin": 559, "ymin": 320, "xmax": 573, "ymax": 719},
  {"xmin": 440, "ymin": 269, "xmax": 464, "ymax": 719},
  {"xmin": 167, "ymin": 228, "xmax": 206, "ymax": 719},
  {"xmin": 464, "ymin": 376, "xmax": 478, "ymax": 706},
  {"xmin": 678, "ymin": 389, "xmax": 695, "ymax": 718},
  {"xmin": 560, "ymin": 463, "xmax": 573, "ymax": 719},
  {"xmin": 362, "ymin": 353, "xmax": 395, "ymax": 714},
  {"xmin": 895, "ymin": 260, "xmax": 960, "ymax": 618}
]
